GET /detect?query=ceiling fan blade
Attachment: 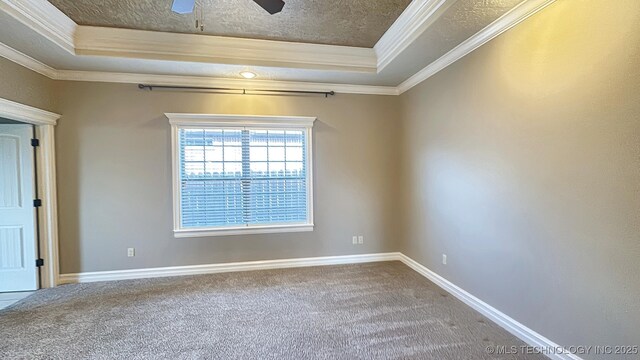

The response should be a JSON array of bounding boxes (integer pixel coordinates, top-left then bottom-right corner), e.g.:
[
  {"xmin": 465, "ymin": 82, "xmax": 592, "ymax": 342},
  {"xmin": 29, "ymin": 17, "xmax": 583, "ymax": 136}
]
[
  {"xmin": 171, "ymin": 0, "xmax": 195, "ymax": 14},
  {"xmin": 253, "ymin": 0, "xmax": 285, "ymax": 15}
]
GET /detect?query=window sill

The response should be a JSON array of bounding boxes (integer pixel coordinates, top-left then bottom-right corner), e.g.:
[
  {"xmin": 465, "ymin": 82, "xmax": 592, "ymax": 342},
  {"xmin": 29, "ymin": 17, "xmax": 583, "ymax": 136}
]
[{"xmin": 174, "ymin": 224, "xmax": 314, "ymax": 238}]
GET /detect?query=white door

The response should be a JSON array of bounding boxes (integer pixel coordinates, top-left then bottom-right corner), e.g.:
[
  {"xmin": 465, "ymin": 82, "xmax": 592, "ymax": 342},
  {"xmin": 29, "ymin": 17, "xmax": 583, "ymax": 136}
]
[{"xmin": 0, "ymin": 124, "xmax": 38, "ymax": 292}]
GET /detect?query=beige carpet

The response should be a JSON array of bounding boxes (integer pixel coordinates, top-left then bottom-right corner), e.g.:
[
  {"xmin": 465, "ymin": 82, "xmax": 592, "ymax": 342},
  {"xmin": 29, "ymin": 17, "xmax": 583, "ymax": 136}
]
[{"xmin": 0, "ymin": 262, "xmax": 545, "ymax": 359}]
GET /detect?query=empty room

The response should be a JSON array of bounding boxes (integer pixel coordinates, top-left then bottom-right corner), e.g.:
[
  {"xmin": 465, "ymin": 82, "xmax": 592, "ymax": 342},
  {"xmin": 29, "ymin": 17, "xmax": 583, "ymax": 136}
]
[{"xmin": 0, "ymin": 0, "xmax": 638, "ymax": 359}]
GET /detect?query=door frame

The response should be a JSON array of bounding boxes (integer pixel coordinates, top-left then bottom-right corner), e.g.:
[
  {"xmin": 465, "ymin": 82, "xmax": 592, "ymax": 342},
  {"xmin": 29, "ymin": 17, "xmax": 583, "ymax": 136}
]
[{"xmin": 0, "ymin": 97, "xmax": 61, "ymax": 288}]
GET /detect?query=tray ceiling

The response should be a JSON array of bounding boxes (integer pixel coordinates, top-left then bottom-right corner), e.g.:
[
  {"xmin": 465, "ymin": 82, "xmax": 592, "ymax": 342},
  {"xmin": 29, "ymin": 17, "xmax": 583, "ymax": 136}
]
[
  {"xmin": 46, "ymin": 0, "xmax": 412, "ymax": 47},
  {"xmin": 0, "ymin": 0, "xmax": 557, "ymax": 94}
]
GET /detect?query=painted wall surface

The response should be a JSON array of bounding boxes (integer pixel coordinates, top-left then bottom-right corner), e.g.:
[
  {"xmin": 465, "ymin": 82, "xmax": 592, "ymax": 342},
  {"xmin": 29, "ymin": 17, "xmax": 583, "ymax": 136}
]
[
  {"xmin": 399, "ymin": 0, "xmax": 640, "ymax": 357},
  {"xmin": 55, "ymin": 82, "xmax": 402, "ymax": 274},
  {"xmin": 0, "ymin": 57, "xmax": 56, "ymax": 112},
  {"xmin": 0, "ymin": 0, "xmax": 638, "ymax": 355}
]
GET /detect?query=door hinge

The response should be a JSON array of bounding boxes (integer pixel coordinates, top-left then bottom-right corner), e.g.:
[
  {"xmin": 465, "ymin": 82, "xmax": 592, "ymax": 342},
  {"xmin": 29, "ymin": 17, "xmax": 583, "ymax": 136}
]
[
  {"xmin": 33, "ymin": 199, "xmax": 42, "ymax": 207},
  {"xmin": 36, "ymin": 258, "xmax": 44, "ymax": 267},
  {"xmin": 31, "ymin": 138, "xmax": 40, "ymax": 147}
]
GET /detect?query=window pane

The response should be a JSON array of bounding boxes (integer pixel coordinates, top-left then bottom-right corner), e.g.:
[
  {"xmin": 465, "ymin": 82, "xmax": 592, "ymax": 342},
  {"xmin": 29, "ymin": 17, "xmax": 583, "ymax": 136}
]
[
  {"xmin": 179, "ymin": 126, "xmax": 309, "ymax": 230},
  {"xmin": 268, "ymin": 130, "xmax": 285, "ymax": 146},
  {"xmin": 204, "ymin": 146, "xmax": 223, "ymax": 162},
  {"xmin": 250, "ymin": 130, "xmax": 268, "ymax": 146},
  {"xmin": 184, "ymin": 129, "xmax": 204, "ymax": 145},
  {"xmin": 286, "ymin": 162, "xmax": 304, "ymax": 175},
  {"xmin": 250, "ymin": 147, "xmax": 268, "ymax": 162},
  {"xmin": 205, "ymin": 129, "xmax": 223, "ymax": 146},
  {"xmin": 184, "ymin": 162, "xmax": 204, "ymax": 176},
  {"xmin": 224, "ymin": 146, "xmax": 242, "ymax": 162},
  {"xmin": 269, "ymin": 162, "xmax": 286, "ymax": 174},
  {"xmin": 224, "ymin": 162, "xmax": 242, "ymax": 176},
  {"xmin": 205, "ymin": 162, "xmax": 223, "ymax": 175},
  {"xmin": 285, "ymin": 147, "xmax": 303, "ymax": 162},
  {"xmin": 223, "ymin": 130, "xmax": 242, "ymax": 145},
  {"xmin": 184, "ymin": 146, "xmax": 204, "ymax": 162},
  {"xmin": 251, "ymin": 161, "xmax": 268, "ymax": 174},
  {"xmin": 269, "ymin": 147, "xmax": 285, "ymax": 161},
  {"xmin": 285, "ymin": 130, "xmax": 304, "ymax": 146}
]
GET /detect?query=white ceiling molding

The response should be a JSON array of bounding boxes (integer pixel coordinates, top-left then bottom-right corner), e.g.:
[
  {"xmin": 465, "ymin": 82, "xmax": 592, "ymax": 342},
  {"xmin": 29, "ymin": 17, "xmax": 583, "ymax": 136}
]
[
  {"xmin": 0, "ymin": 41, "xmax": 56, "ymax": 78},
  {"xmin": 0, "ymin": 0, "xmax": 76, "ymax": 54},
  {"xmin": 0, "ymin": 0, "xmax": 558, "ymax": 97},
  {"xmin": 56, "ymin": 70, "xmax": 400, "ymax": 96},
  {"xmin": 75, "ymin": 26, "xmax": 377, "ymax": 73},
  {"xmin": 397, "ymin": 0, "xmax": 557, "ymax": 94},
  {"xmin": 374, "ymin": 0, "xmax": 456, "ymax": 73},
  {"xmin": 0, "ymin": 97, "xmax": 61, "ymax": 125},
  {"xmin": 0, "ymin": 41, "xmax": 397, "ymax": 95}
]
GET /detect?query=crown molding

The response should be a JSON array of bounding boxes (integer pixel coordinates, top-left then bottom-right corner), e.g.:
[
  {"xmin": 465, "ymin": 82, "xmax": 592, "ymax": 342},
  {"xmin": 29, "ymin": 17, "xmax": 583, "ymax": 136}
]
[
  {"xmin": 0, "ymin": 41, "xmax": 57, "ymax": 78},
  {"xmin": 75, "ymin": 26, "xmax": 377, "ymax": 73},
  {"xmin": 374, "ymin": 0, "xmax": 456, "ymax": 73},
  {"xmin": 0, "ymin": 0, "xmax": 558, "ymax": 97},
  {"xmin": 398, "ymin": 0, "xmax": 557, "ymax": 94},
  {"xmin": 0, "ymin": 40, "xmax": 397, "ymax": 95},
  {"xmin": 0, "ymin": 97, "xmax": 61, "ymax": 125},
  {"xmin": 0, "ymin": 0, "xmax": 76, "ymax": 54},
  {"xmin": 56, "ymin": 70, "xmax": 400, "ymax": 96},
  {"xmin": 0, "ymin": 1, "xmax": 376, "ymax": 73}
]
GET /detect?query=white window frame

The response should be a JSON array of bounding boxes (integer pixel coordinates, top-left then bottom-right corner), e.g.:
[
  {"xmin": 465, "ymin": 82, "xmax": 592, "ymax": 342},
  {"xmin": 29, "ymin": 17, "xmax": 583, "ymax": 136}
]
[{"xmin": 166, "ymin": 113, "xmax": 315, "ymax": 237}]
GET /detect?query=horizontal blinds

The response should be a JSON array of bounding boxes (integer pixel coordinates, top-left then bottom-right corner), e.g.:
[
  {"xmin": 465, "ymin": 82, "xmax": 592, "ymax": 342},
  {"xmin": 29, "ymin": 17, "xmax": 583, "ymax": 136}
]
[{"xmin": 179, "ymin": 127, "xmax": 308, "ymax": 228}]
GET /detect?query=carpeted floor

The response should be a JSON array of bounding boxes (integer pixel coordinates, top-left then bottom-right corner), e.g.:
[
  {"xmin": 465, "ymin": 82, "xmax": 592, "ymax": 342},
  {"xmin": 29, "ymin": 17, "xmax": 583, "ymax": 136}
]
[{"xmin": 0, "ymin": 262, "xmax": 545, "ymax": 359}]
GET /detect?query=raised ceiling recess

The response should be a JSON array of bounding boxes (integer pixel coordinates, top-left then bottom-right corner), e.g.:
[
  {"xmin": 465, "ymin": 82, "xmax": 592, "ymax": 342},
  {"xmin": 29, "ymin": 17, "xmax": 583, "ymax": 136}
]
[
  {"xmin": 0, "ymin": 0, "xmax": 557, "ymax": 94},
  {"xmin": 47, "ymin": 0, "xmax": 412, "ymax": 47}
]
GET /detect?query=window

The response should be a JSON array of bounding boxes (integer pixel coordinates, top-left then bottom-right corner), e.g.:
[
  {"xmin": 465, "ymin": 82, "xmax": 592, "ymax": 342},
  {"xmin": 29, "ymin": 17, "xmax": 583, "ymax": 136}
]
[{"xmin": 168, "ymin": 114, "xmax": 315, "ymax": 237}]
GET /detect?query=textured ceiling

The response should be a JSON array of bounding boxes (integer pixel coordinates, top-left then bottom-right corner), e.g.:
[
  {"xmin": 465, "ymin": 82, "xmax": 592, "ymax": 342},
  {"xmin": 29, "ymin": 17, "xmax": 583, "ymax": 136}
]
[
  {"xmin": 46, "ymin": 0, "xmax": 413, "ymax": 47},
  {"xmin": 384, "ymin": 0, "xmax": 522, "ymax": 79},
  {"xmin": 0, "ymin": 0, "xmax": 526, "ymax": 87}
]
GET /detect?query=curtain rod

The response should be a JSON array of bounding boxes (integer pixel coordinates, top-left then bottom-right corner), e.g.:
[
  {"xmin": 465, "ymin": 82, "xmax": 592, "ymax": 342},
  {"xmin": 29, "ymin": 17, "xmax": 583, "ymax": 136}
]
[{"xmin": 137, "ymin": 84, "xmax": 335, "ymax": 97}]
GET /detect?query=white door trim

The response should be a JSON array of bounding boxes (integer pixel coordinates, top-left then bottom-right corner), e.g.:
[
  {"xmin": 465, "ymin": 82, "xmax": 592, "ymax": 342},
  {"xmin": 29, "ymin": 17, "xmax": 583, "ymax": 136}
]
[{"xmin": 0, "ymin": 98, "xmax": 61, "ymax": 288}]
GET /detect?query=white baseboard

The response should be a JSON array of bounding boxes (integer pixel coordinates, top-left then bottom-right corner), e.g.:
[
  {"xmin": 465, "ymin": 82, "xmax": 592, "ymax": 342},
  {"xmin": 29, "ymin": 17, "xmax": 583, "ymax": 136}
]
[
  {"xmin": 57, "ymin": 251, "xmax": 577, "ymax": 360},
  {"xmin": 57, "ymin": 252, "xmax": 402, "ymax": 284},
  {"xmin": 397, "ymin": 254, "xmax": 581, "ymax": 360}
]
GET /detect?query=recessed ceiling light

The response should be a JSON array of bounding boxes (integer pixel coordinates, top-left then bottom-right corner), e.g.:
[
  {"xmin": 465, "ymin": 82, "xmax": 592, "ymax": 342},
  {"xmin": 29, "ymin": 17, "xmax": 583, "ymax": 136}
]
[{"xmin": 240, "ymin": 71, "xmax": 257, "ymax": 79}]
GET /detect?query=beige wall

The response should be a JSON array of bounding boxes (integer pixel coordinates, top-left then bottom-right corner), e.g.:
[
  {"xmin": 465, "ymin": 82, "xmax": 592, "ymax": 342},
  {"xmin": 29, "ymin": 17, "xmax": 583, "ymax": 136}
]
[
  {"xmin": 1, "ymin": 0, "xmax": 637, "ymax": 353},
  {"xmin": 55, "ymin": 81, "xmax": 402, "ymax": 273},
  {"xmin": 0, "ymin": 57, "xmax": 56, "ymax": 112},
  {"xmin": 399, "ymin": 0, "xmax": 639, "ymax": 356}
]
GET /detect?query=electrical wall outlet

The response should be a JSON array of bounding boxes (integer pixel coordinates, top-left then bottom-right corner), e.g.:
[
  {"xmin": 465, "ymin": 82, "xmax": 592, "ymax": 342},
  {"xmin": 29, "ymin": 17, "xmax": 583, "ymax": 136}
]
[
  {"xmin": 358, "ymin": 235, "xmax": 364, "ymax": 244},
  {"xmin": 442, "ymin": 254, "xmax": 447, "ymax": 265},
  {"xmin": 127, "ymin": 248, "xmax": 135, "ymax": 257},
  {"xmin": 352, "ymin": 236, "xmax": 358, "ymax": 245}
]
